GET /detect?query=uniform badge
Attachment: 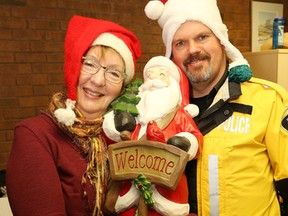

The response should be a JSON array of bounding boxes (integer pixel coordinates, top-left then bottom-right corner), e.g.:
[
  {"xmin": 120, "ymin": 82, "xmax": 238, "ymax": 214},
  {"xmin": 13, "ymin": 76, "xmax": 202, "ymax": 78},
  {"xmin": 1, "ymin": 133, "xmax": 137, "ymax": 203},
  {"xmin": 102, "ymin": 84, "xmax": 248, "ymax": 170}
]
[{"xmin": 281, "ymin": 109, "xmax": 288, "ymax": 132}]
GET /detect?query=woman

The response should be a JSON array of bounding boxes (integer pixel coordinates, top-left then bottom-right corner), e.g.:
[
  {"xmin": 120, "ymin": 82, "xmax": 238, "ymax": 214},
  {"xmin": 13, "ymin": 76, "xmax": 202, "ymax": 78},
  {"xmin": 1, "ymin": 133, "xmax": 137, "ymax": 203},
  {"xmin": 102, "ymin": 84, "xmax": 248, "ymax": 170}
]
[{"xmin": 6, "ymin": 15, "xmax": 141, "ymax": 216}]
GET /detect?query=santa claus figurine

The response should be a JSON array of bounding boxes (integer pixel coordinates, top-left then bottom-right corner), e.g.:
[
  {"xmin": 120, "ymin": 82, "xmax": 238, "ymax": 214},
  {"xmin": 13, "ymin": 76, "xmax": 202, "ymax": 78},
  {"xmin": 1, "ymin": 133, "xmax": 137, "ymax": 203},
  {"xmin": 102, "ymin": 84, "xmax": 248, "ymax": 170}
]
[{"xmin": 103, "ymin": 56, "xmax": 203, "ymax": 216}]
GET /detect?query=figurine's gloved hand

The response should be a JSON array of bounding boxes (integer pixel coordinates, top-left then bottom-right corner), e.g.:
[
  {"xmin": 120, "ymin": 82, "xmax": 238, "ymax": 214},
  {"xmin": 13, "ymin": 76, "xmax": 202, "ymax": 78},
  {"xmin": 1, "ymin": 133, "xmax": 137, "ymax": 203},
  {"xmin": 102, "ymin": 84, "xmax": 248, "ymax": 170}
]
[
  {"xmin": 167, "ymin": 136, "xmax": 191, "ymax": 152},
  {"xmin": 167, "ymin": 132, "xmax": 199, "ymax": 160},
  {"xmin": 114, "ymin": 111, "xmax": 136, "ymax": 132}
]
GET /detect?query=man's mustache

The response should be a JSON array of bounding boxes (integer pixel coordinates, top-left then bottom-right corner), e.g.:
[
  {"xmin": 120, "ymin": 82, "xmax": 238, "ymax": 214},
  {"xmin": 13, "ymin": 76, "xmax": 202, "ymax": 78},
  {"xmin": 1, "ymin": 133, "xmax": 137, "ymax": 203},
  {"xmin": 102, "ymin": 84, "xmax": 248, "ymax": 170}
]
[{"xmin": 183, "ymin": 53, "xmax": 210, "ymax": 67}]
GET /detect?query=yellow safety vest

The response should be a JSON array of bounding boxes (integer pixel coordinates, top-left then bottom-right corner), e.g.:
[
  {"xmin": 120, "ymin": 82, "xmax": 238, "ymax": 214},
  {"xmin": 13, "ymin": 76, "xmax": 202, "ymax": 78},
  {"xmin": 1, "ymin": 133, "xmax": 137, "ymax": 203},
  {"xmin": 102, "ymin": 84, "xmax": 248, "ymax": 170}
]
[{"xmin": 197, "ymin": 77, "xmax": 288, "ymax": 216}]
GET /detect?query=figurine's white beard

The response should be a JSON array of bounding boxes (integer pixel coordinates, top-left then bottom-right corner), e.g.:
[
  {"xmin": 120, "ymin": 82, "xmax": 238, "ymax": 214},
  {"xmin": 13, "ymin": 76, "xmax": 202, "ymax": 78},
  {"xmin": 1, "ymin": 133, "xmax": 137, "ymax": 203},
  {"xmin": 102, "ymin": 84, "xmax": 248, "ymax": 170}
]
[{"xmin": 136, "ymin": 77, "xmax": 181, "ymax": 125}]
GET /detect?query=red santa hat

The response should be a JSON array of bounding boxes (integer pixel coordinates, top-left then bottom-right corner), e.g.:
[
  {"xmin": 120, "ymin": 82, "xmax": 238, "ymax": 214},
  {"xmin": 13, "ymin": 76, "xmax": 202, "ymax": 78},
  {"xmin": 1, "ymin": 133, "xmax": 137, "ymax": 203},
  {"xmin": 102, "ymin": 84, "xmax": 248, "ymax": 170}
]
[
  {"xmin": 144, "ymin": 0, "xmax": 252, "ymax": 83},
  {"xmin": 64, "ymin": 15, "xmax": 141, "ymax": 101},
  {"xmin": 55, "ymin": 15, "xmax": 141, "ymax": 126}
]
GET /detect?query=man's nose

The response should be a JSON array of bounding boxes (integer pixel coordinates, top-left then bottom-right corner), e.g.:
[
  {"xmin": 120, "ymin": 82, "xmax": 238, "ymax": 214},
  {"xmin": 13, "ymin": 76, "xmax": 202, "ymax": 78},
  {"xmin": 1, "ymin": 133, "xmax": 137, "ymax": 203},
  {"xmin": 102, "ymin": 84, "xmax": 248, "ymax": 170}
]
[{"xmin": 187, "ymin": 40, "xmax": 201, "ymax": 54}]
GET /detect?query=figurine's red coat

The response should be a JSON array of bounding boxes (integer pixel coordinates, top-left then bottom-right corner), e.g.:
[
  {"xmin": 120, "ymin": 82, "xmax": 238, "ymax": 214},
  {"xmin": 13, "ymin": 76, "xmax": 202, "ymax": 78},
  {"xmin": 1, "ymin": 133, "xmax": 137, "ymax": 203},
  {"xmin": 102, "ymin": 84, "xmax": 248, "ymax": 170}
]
[{"xmin": 118, "ymin": 107, "xmax": 203, "ymax": 215}]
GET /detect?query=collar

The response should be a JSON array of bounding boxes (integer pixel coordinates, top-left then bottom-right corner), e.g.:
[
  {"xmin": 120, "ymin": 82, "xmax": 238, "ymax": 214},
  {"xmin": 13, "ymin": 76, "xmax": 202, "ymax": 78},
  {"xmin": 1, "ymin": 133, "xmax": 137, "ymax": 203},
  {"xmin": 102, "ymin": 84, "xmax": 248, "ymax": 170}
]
[
  {"xmin": 210, "ymin": 64, "xmax": 242, "ymax": 101},
  {"xmin": 191, "ymin": 65, "xmax": 242, "ymax": 113}
]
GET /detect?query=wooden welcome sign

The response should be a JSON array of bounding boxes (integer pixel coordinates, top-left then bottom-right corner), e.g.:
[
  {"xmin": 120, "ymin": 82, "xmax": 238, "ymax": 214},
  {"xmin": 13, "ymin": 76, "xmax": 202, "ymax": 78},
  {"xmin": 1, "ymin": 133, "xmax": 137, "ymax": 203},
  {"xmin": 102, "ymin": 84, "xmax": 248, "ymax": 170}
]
[{"xmin": 108, "ymin": 140, "xmax": 189, "ymax": 190}]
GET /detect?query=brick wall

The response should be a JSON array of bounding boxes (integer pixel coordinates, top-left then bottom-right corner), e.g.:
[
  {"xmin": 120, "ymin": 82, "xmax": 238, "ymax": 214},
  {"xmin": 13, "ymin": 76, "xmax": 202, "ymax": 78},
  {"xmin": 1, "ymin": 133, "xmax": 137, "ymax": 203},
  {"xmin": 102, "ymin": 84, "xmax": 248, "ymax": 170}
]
[{"xmin": 0, "ymin": 0, "xmax": 287, "ymax": 170}]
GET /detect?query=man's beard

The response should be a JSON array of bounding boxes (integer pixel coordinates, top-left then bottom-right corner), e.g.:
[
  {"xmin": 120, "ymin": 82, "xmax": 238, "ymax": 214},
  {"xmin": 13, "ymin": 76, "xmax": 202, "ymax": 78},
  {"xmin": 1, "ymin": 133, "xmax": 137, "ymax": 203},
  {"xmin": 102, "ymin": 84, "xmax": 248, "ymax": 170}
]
[
  {"xmin": 136, "ymin": 77, "xmax": 181, "ymax": 125},
  {"xmin": 183, "ymin": 53, "xmax": 213, "ymax": 83}
]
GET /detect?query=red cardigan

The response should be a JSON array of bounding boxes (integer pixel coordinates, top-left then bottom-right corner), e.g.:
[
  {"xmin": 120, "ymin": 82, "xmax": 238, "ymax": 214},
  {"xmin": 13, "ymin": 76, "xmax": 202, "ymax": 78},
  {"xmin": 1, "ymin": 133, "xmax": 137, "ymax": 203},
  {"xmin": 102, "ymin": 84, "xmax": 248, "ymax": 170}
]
[{"xmin": 6, "ymin": 114, "xmax": 95, "ymax": 216}]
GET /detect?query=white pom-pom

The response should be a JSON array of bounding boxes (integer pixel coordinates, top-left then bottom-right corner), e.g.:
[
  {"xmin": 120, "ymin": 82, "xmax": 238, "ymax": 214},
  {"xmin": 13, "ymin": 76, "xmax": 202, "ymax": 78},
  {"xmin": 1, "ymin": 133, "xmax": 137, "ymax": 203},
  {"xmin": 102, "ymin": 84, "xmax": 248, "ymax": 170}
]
[
  {"xmin": 144, "ymin": 0, "xmax": 165, "ymax": 20},
  {"xmin": 184, "ymin": 104, "xmax": 199, "ymax": 118},
  {"xmin": 54, "ymin": 99, "xmax": 76, "ymax": 127}
]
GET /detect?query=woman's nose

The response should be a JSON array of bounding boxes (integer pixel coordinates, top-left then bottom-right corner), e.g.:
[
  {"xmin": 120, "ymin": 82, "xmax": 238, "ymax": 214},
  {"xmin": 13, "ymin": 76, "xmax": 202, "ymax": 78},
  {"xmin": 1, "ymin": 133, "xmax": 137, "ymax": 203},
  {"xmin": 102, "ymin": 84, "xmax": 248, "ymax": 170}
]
[{"xmin": 90, "ymin": 68, "xmax": 106, "ymax": 86}]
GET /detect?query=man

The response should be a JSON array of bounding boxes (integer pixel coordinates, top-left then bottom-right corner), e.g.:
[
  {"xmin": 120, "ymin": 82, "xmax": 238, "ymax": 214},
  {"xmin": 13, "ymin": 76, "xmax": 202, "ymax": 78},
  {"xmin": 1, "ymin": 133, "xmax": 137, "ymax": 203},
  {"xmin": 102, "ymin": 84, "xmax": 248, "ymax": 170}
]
[
  {"xmin": 103, "ymin": 56, "xmax": 203, "ymax": 215},
  {"xmin": 145, "ymin": 0, "xmax": 288, "ymax": 215}
]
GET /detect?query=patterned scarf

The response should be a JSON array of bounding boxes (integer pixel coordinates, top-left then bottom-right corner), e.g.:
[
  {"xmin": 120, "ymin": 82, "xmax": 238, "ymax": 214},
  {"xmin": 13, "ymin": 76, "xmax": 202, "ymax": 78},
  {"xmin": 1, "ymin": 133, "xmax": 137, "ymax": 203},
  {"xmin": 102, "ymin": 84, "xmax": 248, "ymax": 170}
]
[{"xmin": 47, "ymin": 92, "xmax": 109, "ymax": 216}]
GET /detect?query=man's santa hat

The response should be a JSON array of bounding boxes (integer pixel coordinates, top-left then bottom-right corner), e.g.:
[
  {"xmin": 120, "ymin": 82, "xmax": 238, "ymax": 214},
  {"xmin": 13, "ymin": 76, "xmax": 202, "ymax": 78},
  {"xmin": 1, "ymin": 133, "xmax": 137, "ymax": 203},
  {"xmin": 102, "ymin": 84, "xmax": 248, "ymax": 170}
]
[
  {"xmin": 55, "ymin": 15, "xmax": 141, "ymax": 126},
  {"xmin": 144, "ymin": 0, "xmax": 252, "ymax": 83}
]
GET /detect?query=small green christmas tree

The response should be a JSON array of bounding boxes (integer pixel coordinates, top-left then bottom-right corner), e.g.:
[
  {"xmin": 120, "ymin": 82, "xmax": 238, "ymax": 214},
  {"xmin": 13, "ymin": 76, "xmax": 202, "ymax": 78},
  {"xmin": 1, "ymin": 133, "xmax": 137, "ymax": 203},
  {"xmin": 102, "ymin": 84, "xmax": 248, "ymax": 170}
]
[{"xmin": 110, "ymin": 78, "xmax": 143, "ymax": 117}]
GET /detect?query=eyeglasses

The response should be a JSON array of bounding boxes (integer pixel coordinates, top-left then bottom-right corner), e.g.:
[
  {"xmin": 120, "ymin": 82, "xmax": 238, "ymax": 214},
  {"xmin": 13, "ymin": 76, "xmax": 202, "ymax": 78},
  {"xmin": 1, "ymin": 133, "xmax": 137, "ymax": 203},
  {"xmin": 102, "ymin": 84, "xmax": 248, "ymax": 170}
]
[{"xmin": 81, "ymin": 56, "xmax": 127, "ymax": 84}]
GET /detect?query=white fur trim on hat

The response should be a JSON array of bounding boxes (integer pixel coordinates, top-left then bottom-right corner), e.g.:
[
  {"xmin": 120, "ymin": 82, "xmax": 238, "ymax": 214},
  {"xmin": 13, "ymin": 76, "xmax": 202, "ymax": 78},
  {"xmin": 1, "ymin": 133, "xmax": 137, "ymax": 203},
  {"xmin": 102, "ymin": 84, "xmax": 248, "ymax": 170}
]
[
  {"xmin": 144, "ymin": 0, "xmax": 250, "ymax": 71},
  {"xmin": 92, "ymin": 33, "xmax": 134, "ymax": 85},
  {"xmin": 143, "ymin": 56, "xmax": 180, "ymax": 83}
]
